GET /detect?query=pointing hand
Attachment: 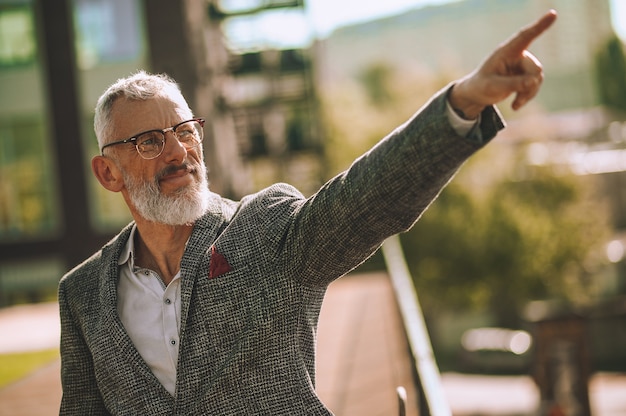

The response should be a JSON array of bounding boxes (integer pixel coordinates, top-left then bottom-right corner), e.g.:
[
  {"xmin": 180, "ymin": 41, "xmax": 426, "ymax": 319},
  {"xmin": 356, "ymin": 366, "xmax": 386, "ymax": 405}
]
[{"xmin": 449, "ymin": 10, "xmax": 558, "ymax": 119}]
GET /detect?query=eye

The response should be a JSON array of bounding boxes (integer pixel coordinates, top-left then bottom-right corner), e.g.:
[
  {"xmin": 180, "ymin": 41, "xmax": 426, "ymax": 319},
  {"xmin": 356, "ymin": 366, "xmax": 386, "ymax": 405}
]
[
  {"xmin": 136, "ymin": 131, "xmax": 163, "ymax": 147},
  {"xmin": 175, "ymin": 123, "xmax": 197, "ymax": 141}
]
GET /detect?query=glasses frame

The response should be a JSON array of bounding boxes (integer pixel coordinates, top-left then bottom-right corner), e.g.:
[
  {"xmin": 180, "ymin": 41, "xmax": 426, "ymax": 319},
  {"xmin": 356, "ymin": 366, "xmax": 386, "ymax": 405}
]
[{"xmin": 100, "ymin": 118, "xmax": 205, "ymax": 160}]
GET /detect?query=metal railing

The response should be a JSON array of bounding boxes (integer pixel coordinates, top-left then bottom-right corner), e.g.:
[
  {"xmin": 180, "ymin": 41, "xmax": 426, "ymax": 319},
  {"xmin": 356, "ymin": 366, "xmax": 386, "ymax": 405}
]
[{"xmin": 381, "ymin": 235, "xmax": 451, "ymax": 416}]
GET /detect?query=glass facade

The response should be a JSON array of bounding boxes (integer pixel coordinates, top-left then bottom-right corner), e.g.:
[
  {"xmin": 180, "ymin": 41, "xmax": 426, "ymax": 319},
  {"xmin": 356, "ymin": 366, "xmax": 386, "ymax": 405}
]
[
  {"xmin": 73, "ymin": 0, "xmax": 144, "ymax": 69},
  {"xmin": 0, "ymin": 0, "xmax": 145, "ymax": 305},
  {"xmin": 0, "ymin": 115, "xmax": 59, "ymax": 240},
  {"xmin": 0, "ymin": 2, "xmax": 58, "ymax": 241},
  {"xmin": 73, "ymin": 0, "xmax": 147, "ymax": 231},
  {"xmin": 0, "ymin": 0, "xmax": 147, "ymax": 243},
  {"xmin": 0, "ymin": 4, "xmax": 36, "ymax": 67}
]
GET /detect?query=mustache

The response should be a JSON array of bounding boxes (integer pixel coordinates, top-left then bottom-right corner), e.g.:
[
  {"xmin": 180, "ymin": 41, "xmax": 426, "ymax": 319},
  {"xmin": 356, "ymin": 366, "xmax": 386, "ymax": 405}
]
[{"xmin": 155, "ymin": 163, "xmax": 197, "ymax": 181}]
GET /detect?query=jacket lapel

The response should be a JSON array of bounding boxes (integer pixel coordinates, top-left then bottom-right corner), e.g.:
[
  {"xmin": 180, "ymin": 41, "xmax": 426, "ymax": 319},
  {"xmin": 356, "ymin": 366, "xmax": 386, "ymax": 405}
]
[
  {"xmin": 97, "ymin": 225, "xmax": 173, "ymax": 397},
  {"xmin": 178, "ymin": 194, "xmax": 232, "ymax": 339},
  {"xmin": 174, "ymin": 195, "xmax": 240, "ymax": 406}
]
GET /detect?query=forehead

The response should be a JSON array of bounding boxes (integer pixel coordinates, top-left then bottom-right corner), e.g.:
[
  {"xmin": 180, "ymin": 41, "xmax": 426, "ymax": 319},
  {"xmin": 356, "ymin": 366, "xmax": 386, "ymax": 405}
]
[{"xmin": 109, "ymin": 95, "xmax": 192, "ymax": 138}]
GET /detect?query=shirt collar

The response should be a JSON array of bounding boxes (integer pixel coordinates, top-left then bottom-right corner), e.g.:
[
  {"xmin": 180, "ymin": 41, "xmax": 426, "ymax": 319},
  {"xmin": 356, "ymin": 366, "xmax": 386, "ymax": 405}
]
[
  {"xmin": 118, "ymin": 224, "xmax": 137, "ymax": 268},
  {"xmin": 117, "ymin": 224, "xmax": 195, "ymax": 270}
]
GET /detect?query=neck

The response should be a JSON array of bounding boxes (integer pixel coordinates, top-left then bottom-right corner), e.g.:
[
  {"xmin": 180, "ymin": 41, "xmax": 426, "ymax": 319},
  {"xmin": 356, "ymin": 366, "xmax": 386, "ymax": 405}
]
[{"xmin": 133, "ymin": 218, "xmax": 194, "ymax": 286}]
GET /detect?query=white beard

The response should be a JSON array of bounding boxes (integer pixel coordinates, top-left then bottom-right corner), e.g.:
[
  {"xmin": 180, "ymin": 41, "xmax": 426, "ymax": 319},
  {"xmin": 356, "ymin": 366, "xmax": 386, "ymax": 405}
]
[{"xmin": 123, "ymin": 161, "xmax": 210, "ymax": 226}]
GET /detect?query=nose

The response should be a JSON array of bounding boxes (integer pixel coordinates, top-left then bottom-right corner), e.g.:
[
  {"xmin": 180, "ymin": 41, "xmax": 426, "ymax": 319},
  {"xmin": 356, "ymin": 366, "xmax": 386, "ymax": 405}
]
[{"xmin": 161, "ymin": 130, "xmax": 188, "ymax": 163}]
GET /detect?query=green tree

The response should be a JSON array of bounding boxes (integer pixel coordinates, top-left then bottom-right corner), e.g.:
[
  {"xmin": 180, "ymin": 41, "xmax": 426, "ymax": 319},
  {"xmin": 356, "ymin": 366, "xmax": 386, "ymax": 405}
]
[
  {"xmin": 320, "ymin": 61, "xmax": 451, "ymax": 174},
  {"xmin": 595, "ymin": 35, "xmax": 626, "ymax": 111},
  {"xmin": 319, "ymin": 62, "xmax": 611, "ymax": 328},
  {"xmin": 358, "ymin": 63, "xmax": 394, "ymax": 107},
  {"xmin": 402, "ymin": 164, "xmax": 610, "ymax": 328}
]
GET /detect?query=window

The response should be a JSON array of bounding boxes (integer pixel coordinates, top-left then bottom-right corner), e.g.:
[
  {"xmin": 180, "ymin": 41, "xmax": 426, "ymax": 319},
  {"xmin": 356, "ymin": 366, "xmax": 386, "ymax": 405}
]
[
  {"xmin": 0, "ymin": 117, "xmax": 59, "ymax": 240},
  {"xmin": 74, "ymin": 0, "xmax": 144, "ymax": 68},
  {"xmin": 0, "ymin": 4, "xmax": 36, "ymax": 67},
  {"xmin": 73, "ymin": 0, "xmax": 146, "ymax": 230}
]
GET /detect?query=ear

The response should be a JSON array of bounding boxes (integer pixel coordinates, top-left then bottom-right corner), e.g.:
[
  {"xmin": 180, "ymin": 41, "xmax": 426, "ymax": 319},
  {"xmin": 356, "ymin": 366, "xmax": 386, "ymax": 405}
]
[{"xmin": 92, "ymin": 155, "xmax": 124, "ymax": 192}]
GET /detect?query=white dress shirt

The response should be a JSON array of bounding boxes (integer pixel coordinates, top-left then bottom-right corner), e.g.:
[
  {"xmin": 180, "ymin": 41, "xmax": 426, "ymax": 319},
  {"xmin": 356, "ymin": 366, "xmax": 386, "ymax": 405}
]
[{"xmin": 117, "ymin": 226, "xmax": 182, "ymax": 396}]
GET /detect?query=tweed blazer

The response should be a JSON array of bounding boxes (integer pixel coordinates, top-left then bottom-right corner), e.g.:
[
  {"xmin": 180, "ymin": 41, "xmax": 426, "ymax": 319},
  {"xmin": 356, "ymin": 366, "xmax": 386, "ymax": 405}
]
[{"xmin": 59, "ymin": 86, "xmax": 504, "ymax": 415}]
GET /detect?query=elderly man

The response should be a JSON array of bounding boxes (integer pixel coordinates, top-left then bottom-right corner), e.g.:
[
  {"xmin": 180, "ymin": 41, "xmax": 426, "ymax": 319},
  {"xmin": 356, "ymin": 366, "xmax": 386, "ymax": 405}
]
[{"xmin": 59, "ymin": 10, "xmax": 557, "ymax": 415}]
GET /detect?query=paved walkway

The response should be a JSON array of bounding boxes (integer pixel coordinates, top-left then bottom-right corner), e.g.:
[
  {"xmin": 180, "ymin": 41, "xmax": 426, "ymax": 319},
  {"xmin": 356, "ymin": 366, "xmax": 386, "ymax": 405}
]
[
  {"xmin": 317, "ymin": 273, "xmax": 419, "ymax": 416},
  {"xmin": 0, "ymin": 302, "xmax": 60, "ymax": 354},
  {"xmin": 1, "ymin": 273, "xmax": 626, "ymax": 415}
]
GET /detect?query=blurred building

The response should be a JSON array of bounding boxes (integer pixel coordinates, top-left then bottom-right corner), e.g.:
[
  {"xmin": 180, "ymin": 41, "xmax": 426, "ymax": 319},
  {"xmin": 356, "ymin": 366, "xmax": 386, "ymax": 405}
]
[
  {"xmin": 210, "ymin": 0, "xmax": 325, "ymax": 196},
  {"xmin": 0, "ymin": 0, "xmax": 150, "ymax": 303},
  {"xmin": 0, "ymin": 0, "xmax": 322, "ymax": 304}
]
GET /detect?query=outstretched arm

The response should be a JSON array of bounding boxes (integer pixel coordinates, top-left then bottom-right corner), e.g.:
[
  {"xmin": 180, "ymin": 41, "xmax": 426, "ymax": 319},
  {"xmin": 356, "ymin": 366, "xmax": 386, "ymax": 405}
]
[{"xmin": 449, "ymin": 10, "xmax": 558, "ymax": 119}]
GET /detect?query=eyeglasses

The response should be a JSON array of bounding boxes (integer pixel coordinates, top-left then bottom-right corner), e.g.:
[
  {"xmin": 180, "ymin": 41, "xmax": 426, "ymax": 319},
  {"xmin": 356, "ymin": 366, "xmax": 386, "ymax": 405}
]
[{"xmin": 101, "ymin": 118, "xmax": 205, "ymax": 160}]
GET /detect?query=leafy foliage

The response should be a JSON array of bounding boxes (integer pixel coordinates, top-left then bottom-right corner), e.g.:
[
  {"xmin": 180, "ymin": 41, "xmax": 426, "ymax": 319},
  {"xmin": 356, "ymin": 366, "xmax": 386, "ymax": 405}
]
[
  {"xmin": 320, "ymin": 61, "xmax": 458, "ymax": 175},
  {"xmin": 358, "ymin": 63, "xmax": 395, "ymax": 106},
  {"xmin": 594, "ymin": 35, "xmax": 626, "ymax": 111},
  {"xmin": 403, "ymin": 166, "xmax": 610, "ymax": 327}
]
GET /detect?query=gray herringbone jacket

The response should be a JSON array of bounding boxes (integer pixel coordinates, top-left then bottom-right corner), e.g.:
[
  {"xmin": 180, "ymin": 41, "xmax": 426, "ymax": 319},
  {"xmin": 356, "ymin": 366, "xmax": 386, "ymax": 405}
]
[{"xmin": 59, "ymin": 87, "xmax": 503, "ymax": 415}]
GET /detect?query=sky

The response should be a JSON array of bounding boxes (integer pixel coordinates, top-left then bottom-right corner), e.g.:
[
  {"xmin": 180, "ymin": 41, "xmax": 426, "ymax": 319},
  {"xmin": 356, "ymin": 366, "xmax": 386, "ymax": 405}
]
[
  {"xmin": 224, "ymin": 0, "xmax": 626, "ymax": 51},
  {"xmin": 304, "ymin": 0, "xmax": 626, "ymax": 40},
  {"xmin": 305, "ymin": 0, "xmax": 452, "ymax": 37}
]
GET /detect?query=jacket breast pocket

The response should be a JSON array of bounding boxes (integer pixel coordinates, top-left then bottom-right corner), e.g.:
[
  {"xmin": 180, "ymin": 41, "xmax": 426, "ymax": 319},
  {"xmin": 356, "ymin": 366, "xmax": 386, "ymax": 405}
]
[{"xmin": 184, "ymin": 264, "xmax": 269, "ymax": 360}]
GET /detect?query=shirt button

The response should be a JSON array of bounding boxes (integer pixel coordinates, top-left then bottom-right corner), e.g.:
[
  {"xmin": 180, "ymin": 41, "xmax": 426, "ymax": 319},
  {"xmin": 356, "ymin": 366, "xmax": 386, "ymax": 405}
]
[
  {"xmin": 170, "ymin": 340, "xmax": 176, "ymax": 346},
  {"xmin": 165, "ymin": 298, "xmax": 172, "ymax": 305}
]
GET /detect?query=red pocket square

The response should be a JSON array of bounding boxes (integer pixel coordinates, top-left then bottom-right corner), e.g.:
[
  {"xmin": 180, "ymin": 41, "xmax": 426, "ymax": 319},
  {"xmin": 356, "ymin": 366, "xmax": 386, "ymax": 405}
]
[{"xmin": 209, "ymin": 245, "xmax": 232, "ymax": 279}]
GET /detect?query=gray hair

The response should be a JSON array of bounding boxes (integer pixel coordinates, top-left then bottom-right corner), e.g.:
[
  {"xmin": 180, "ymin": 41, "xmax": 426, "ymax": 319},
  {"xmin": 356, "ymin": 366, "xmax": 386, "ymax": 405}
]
[{"xmin": 94, "ymin": 70, "xmax": 192, "ymax": 150}]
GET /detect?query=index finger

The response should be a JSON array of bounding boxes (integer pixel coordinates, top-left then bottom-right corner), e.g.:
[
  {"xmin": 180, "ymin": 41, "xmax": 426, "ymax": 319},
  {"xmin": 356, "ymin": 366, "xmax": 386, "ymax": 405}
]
[{"xmin": 505, "ymin": 10, "xmax": 557, "ymax": 55}]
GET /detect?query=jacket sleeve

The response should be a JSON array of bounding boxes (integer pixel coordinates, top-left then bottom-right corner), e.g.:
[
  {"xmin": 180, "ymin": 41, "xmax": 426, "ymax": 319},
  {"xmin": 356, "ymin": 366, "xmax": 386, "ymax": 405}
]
[
  {"xmin": 58, "ymin": 280, "xmax": 110, "ymax": 416},
  {"xmin": 267, "ymin": 84, "xmax": 505, "ymax": 288}
]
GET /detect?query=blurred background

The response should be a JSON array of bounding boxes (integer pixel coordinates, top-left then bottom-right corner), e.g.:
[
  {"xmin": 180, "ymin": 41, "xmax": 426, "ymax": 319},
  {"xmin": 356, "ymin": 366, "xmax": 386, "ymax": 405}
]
[{"xmin": 0, "ymin": 0, "xmax": 625, "ymax": 414}]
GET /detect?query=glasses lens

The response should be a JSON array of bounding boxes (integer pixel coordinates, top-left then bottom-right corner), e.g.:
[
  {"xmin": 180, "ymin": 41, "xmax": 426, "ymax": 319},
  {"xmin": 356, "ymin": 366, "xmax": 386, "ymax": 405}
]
[
  {"xmin": 174, "ymin": 120, "xmax": 203, "ymax": 148},
  {"xmin": 136, "ymin": 131, "xmax": 165, "ymax": 159}
]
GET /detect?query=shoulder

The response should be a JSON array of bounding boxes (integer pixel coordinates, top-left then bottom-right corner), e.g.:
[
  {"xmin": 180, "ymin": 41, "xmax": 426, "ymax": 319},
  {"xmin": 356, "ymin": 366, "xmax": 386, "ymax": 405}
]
[
  {"xmin": 246, "ymin": 182, "xmax": 304, "ymax": 202},
  {"xmin": 59, "ymin": 250, "xmax": 103, "ymax": 290},
  {"xmin": 59, "ymin": 224, "xmax": 132, "ymax": 292},
  {"xmin": 236, "ymin": 183, "xmax": 304, "ymax": 216},
  {"xmin": 225, "ymin": 183, "xmax": 305, "ymax": 249},
  {"xmin": 241, "ymin": 183, "xmax": 304, "ymax": 217}
]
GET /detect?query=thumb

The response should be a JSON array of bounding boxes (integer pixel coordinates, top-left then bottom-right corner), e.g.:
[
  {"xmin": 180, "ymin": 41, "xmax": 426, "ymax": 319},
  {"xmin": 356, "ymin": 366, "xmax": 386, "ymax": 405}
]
[{"xmin": 508, "ymin": 75, "xmax": 542, "ymax": 110}]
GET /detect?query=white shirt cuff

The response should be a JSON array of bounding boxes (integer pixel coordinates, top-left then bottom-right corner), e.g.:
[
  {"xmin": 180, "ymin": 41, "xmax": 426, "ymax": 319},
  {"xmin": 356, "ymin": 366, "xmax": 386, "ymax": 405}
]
[{"xmin": 446, "ymin": 99, "xmax": 480, "ymax": 137}]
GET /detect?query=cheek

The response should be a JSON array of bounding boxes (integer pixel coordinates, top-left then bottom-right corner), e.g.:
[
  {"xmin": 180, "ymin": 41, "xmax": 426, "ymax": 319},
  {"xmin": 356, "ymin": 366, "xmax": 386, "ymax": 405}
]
[
  {"xmin": 188, "ymin": 148, "xmax": 205, "ymax": 167},
  {"xmin": 126, "ymin": 163, "xmax": 158, "ymax": 185},
  {"xmin": 193, "ymin": 144, "xmax": 204, "ymax": 158}
]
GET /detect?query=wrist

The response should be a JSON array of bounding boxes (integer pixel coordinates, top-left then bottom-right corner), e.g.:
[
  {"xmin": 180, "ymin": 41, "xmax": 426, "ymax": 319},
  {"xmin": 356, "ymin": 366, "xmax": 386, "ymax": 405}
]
[{"xmin": 448, "ymin": 81, "xmax": 485, "ymax": 120}]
